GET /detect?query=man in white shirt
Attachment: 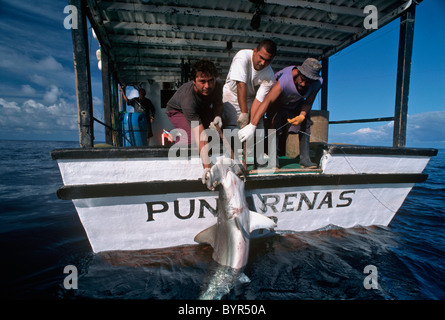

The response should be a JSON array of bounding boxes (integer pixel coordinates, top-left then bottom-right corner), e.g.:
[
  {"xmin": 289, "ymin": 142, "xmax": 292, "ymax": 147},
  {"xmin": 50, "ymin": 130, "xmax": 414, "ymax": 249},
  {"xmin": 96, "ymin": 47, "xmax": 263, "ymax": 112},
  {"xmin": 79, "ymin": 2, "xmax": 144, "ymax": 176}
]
[{"xmin": 222, "ymin": 39, "xmax": 277, "ymax": 130}]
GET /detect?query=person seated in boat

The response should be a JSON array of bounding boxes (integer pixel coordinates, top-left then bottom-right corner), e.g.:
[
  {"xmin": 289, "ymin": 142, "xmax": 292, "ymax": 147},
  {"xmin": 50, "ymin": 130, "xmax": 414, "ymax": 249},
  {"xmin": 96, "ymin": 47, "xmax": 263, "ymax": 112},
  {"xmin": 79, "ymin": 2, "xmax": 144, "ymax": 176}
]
[
  {"xmin": 120, "ymin": 86, "xmax": 156, "ymax": 145},
  {"xmin": 166, "ymin": 59, "xmax": 224, "ymax": 183},
  {"xmin": 238, "ymin": 58, "xmax": 323, "ymax": 169}
]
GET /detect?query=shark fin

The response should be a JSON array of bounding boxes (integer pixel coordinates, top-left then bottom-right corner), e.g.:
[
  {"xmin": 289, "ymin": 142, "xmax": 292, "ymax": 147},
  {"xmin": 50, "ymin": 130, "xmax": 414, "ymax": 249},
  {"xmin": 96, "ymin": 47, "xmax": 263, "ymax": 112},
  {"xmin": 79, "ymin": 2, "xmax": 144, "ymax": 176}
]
[
  {"xmin": 194, "ymin": 224, "xmax": 217, "ymax": 247},
  {"xmin": 249, "ymin": 211, "xmax": 277, "ymax": 232}
]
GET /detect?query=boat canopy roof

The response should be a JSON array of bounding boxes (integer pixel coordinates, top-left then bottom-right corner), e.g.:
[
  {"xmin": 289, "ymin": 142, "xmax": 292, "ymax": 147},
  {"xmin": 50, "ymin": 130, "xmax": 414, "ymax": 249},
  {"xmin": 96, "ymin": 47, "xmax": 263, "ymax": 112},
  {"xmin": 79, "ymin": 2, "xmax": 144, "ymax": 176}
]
[{"xmin": 86, "ymin": 0, "xmax": 417, "ymax": 85}]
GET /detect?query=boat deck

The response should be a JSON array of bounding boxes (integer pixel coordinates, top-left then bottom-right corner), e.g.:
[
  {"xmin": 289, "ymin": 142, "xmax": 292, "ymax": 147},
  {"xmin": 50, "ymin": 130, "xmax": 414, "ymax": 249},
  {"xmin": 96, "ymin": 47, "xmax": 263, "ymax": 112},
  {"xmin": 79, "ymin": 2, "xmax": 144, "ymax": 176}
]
[{"xmin": 247, "ymin": 156, "xmax": 323, "ymax": 175}]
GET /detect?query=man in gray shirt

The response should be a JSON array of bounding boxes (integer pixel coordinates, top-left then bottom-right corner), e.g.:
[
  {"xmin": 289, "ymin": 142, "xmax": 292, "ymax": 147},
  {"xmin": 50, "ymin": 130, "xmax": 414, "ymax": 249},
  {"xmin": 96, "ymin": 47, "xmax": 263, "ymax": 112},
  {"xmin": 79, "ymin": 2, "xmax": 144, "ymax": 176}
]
[{"xmin": 166, "ymin": 59, "xmax": 224, "ymax": 182}]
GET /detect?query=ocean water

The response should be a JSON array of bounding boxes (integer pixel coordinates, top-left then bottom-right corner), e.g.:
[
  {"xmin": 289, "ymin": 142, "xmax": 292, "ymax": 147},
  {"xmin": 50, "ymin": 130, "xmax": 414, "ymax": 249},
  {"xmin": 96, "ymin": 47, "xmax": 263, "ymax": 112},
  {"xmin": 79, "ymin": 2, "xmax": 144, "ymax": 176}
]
[{"xmin": 0, "ymin": 140, "xmax": 443, "ymax": 303}]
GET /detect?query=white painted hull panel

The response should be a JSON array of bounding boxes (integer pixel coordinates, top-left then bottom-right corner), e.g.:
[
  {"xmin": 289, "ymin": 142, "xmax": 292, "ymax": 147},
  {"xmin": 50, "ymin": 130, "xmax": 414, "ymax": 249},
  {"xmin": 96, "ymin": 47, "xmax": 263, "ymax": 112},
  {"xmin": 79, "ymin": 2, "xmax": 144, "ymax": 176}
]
[
  {"xmin": 58, "ymin": 157, "xmax": 204, "ymax": 186},
  {"xmin": 57, "ymin": 152, "xmax": 431, "ymax": 187},
  {"xmin": 321, "ymin": 153, "xmax": 431, "ymax": 174},
  {"xmin": 51, "ymin": 146, "xmax": 436, "ymax": 253},
  {"xmin": 73, "ymin": 183, "xmax": 413, "ymax": 253}
]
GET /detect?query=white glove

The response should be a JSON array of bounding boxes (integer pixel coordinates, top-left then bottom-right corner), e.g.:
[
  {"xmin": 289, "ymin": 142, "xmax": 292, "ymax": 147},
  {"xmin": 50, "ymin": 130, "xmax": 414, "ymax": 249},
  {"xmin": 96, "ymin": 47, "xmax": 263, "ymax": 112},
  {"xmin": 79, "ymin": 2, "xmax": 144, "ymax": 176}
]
[
  {"xmin": 238, "ymin": 123, "xmax": 256, "ymax": 143},
  {"xmin": 210, "ymin": 116, "xmax": 223, "ymax": 129},
  {"xmin": 237, "ymin": 113, "xmax": 249, "ymax": 129}
]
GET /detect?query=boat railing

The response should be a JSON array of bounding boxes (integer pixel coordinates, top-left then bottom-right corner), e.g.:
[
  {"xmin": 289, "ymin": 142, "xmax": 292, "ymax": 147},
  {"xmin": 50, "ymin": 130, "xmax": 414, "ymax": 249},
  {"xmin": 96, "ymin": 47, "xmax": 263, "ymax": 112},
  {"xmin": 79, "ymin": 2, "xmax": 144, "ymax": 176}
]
[{"xmin": 328, "ymin": 116, "xmax": 394, "ymax": 125}]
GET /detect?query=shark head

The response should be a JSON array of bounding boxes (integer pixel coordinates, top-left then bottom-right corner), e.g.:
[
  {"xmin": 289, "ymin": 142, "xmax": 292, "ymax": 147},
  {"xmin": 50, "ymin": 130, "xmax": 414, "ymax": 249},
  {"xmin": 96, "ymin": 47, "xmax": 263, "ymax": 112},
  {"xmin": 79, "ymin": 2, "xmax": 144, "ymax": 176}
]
[{"xmin": 205, "ymin": 157, "xmax": 245, "ymax": 191}]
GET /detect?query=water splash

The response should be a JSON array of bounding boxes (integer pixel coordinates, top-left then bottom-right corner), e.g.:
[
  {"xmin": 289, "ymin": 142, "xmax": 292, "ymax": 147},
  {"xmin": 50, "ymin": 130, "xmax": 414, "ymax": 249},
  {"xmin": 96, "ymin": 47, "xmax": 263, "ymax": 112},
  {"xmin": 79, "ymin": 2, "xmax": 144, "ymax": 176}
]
[{"xmin": 199, "ymin": 262, "xmax": 251, "ymax": 300}]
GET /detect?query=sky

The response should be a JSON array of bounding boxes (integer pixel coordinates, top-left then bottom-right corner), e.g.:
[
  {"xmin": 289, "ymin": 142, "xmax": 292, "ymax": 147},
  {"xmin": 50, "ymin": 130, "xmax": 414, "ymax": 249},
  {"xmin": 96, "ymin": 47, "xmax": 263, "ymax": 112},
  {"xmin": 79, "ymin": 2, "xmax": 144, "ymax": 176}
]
[{"xmin": 0, "ymin": 0, "xmax": 444, "ymax": 148}]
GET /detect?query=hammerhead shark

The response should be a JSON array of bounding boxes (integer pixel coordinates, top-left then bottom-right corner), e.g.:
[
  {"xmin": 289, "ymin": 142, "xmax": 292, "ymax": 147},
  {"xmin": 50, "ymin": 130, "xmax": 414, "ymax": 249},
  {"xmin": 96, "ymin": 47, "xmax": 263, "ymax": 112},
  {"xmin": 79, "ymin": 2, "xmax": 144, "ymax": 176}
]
[{"xmin": 195, "ymin": 157, "xmax": 276, "ymax": 298}]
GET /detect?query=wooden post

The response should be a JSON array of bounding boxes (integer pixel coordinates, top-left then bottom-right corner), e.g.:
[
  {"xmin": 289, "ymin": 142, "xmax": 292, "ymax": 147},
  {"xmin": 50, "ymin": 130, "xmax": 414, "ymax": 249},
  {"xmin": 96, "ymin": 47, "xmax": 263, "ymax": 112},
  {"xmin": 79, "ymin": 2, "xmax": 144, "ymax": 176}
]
[
  {"xmin": 120, "ymin": 84, "xmax": 127, "ymax": 112},
  {"xmin": 321, "ymin": 57, "xmax": 328, "ymax": 111},
  {"xmin": 70, "ymin": 0, "xmax": 94, "ymax": 147},
  {"xmin": 101, "ymin": 48, "xmax": 113, "ymax": 145},
  {"xmin": 111, "ymin": 72, "xmax": 121, "ymax": 146},
  {"xmin": 393, "ymin": 5, "xmax": 416, "ymax": 148}
]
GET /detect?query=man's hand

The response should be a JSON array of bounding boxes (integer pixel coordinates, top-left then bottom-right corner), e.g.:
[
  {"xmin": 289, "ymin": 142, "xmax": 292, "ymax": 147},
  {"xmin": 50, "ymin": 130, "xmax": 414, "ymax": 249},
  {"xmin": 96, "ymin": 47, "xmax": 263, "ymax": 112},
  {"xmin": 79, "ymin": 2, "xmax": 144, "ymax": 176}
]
[
  {"xmin": 210, "ymin": 116, "xmax": 223, "ymax": 129},
  {"xmin": 202, "ymin": 167, "xmax": 211, "ymax": 185},
  {"xmin": 238, "ymin": 123, "xmax": 256, "ymax": 143},
  {"xmin": 237, "ymin": 113, "xmax": 249, "ymax": 128},
  {"xmin": 202, "ymin": 167, "xmax": 218, "ymax": 191},
  {"xmin": 287, "ymin": 114, "xmax": 305, "ymax": 126}
]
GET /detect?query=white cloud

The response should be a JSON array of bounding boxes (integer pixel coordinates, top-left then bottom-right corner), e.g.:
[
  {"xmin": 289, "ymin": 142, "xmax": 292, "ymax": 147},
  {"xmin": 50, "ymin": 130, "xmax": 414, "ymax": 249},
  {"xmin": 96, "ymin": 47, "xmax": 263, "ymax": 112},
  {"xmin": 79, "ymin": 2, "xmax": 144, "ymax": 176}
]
[
  {"xmin": 406, "ymin": 111, "xmax": 445, "ymax": 147},
  {"xmin": 0, "ymin": 97, "xmax": 77, "ymax": 139},
  {"xmin": 21, "ymin": 84, "xmax": 36, "ymax": 95},
  {"xmin": 0, "ymin": 93, "xmax": 107, "ymax": 141},
  {"xmin": 351, "ymin": 126, "xmax": 389, "ymax": 138},
  {"xmin": 28, "ymin": 74, "xmax": 47, "ymax": 87},
  {"xmin": 1, "ymin": 0, "xmax": 66, "ymax": 24},
  {"xmin": 328, "ymin": 111, "xmax": 445, "ymax": 148},
  {"xmin": 43, "ymin": 85, "xmax": 62, "ymax": 104},
  {"xmin": 0, "ymin": 47, "xmax": 52, "ymax": 74},
  {"xmin": 36, "ymin": 56, "xmax": 63, "ymax": 72},
  {"xmin": 0, "ymin": 45, "xmax": 74, "ymax": 91},
  {"xmin": 0, "ymin": 99, "xmax": 20, "ymax": 112}
]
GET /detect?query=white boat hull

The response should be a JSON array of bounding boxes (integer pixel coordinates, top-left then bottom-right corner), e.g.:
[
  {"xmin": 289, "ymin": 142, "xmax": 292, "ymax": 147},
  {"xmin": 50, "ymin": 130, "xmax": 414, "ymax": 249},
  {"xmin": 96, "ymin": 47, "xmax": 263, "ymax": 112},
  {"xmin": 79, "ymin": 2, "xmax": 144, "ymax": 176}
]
[
  {"xmin": 73, "ymin": 183, "xmax": 413, "ymax": 253},
  {"xmin": 51, "ymin": 144, "xmax": 436, "ymax": 253}
]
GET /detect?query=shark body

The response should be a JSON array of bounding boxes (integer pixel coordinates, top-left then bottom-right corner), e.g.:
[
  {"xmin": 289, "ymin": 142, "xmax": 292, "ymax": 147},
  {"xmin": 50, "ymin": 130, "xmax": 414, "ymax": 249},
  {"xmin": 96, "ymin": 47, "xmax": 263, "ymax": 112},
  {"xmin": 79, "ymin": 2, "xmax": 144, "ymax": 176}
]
[{"xmin": 195, "ymin": 158, "xmax": 276, "ymax": 270}]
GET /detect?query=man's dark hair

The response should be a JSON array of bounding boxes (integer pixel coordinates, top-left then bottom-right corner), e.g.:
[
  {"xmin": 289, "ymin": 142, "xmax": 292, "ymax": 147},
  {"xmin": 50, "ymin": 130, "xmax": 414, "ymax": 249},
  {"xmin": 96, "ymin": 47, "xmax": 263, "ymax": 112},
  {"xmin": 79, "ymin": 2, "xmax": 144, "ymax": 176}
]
[
  {"xmin": 257, "ymin": 39, "xmax": 277, "ymax": 57},
  {"xmin": 191, "ymin": 59, "xmax": 218, "ymax": 80}
]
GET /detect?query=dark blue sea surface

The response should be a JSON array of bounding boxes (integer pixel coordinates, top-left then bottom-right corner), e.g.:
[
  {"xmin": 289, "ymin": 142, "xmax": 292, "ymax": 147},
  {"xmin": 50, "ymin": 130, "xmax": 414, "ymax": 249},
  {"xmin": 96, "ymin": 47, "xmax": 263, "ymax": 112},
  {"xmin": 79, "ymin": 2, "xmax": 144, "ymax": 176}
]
[{"xmin": 0, "ymin": 140, "xmax": 443, "ymax": 302}]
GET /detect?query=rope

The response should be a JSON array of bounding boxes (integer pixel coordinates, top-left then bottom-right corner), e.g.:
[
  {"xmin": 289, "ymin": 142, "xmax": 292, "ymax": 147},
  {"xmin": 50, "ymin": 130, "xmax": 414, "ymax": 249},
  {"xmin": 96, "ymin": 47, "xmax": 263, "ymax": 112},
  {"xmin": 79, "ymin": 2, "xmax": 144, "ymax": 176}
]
[
  {"xmin": 237, "ymin": 122, "xmax": 399, "ymax": 214},
  {"xmin": 298, "ymin": 130, "xmax": 399, "ymax": 214},
  {"xmin": 93, "ymin": 117, "xmax": 134, "ymax": 146}
]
